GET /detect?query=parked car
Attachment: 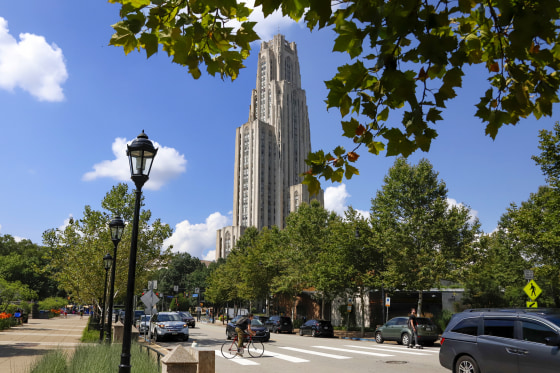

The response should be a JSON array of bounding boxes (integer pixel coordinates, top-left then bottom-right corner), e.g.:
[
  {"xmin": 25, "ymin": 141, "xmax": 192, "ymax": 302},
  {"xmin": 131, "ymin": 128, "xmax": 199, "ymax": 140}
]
[
  {"xmin": 119, "ymin": 309, "xmax": 145, "ymax": 324},
  {"xmin": 253, "ymin": 315, "xmax": 269, "ymax": 325},
  {"xmin": 138, "ymin": 315, "xmax": 151, "ymax": 334},
  {"xmin": 375, "ymin": 316, "xmax": 439, "ymax": 346},
  {"xmin": 265, "ymin": 315, "xmax": 293, "ymax": 334},
  {"xmin": 439, "ymin": 308, "xmax": 560, "ymax": 373},
  {"xmin": 299, "ymin": 319, "xmax": 334, "ymax": 337},
  {"xmin": 226, "ymin": 315, "xmax": 270, "ymax": 342},
  {"xmin": 178, "ymin": 311, "xmax": 196, "ymax": 328},
  {"xmin": 149, "ymin": 311, "xmax": 189, "ymax": 342}
]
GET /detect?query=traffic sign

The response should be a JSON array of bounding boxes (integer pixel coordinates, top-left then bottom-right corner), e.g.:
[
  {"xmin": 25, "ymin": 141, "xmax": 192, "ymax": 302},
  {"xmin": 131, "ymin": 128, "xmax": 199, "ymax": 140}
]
[
  {"xmin": 523, "ymin": 280, "xmax": 542, "ymax": 301},
  {"xmin": 385, "ymin": 297, "xmax": 391, "ymax": 307},
  {"xmin": 526, "ymin": 301, "xmax": 538, "ymax": 308},
  {"xmin": 140, "ymin": 290, "xmax": 160, "ymax": 309},
  {"xmin": 524, "ymin": 270, "xmax": 534, "ymax": 280}
]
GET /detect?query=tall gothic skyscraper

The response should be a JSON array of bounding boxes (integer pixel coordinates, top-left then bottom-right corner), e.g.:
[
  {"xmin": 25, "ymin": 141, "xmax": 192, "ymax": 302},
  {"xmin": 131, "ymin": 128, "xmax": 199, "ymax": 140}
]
[{"xmin": 216, "ymin": 34, "xmax": 324, "ymax": 259}]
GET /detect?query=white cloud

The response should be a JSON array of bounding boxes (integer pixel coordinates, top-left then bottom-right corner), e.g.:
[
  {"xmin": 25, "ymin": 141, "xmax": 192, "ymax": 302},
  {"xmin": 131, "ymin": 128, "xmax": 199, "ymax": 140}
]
[
  {"xmin": 83, "ymin": 137, "xmax": 187, "ymax": 191},
  {"xmin": 0, "ymin": 17, "xmax": 67, "ymax": 101},
  {"xmin": 325, "ymin": 184, "xmax": 350, "ymax": 216},
  {"xmin": 164, "ymin": 212, "xmax": 230, "ymax": 260},
  {"xmin": 325, "ymin": 184, "xmax": 369, "ymax": 219}
]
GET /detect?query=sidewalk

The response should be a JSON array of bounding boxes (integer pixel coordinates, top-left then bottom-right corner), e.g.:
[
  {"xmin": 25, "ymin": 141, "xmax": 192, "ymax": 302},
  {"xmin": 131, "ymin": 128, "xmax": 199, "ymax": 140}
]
[{"xmin": 0, "ymin": 314, "xmax": 89, "ymax": 373}]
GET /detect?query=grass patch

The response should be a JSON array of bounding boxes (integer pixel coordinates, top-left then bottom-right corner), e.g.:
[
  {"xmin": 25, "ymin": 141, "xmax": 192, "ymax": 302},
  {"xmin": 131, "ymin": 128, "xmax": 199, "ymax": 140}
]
[
  {"xmin": 28, "ymin": 343, "xmax": 159, "ymax": 373},
  {"xmin": 80, "ymin": 327, "xmax": 100, "ymax": 343}
]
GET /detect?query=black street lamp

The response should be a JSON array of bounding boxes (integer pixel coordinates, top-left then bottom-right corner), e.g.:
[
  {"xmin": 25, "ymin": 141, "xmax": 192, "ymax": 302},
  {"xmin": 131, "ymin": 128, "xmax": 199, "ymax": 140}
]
[
  {"xmin": 106, "ymin": 215, "xmax": 125, "ymax": 343},
  {"xmin": 100, "ymin": 253, "xmax": 113, "ymax": 342},
  {"xmin": 120, "ymin": 131, "xmax": 157, "ymax": 373}
]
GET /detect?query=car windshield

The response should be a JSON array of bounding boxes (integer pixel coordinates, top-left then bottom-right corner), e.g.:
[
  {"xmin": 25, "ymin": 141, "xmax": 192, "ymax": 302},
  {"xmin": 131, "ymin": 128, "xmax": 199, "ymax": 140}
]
[
  {"xmin": 251, "ymin": 319, "xmax": 263, "ymax": 326},
  {"xmin": 182, "ymin": 312, "xmax": 193, "ymax": 318},
  {"xmin": 141, "ymin": 316, "xmax": 151, "ymax": 322},
  {"xmin": 158, "ymin": 314, "xmax": 182, "ymax": 322}
]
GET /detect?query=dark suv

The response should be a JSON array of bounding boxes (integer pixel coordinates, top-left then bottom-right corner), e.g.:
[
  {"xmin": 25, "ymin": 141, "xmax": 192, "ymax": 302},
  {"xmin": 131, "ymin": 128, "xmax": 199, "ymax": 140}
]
[
  {"xmin": 265, "ymin": 316, "xmax": 293, "ymax": 334},
  {"xmin": 439, "ymin": 308, "xmax": 560, "ymax": 373}
]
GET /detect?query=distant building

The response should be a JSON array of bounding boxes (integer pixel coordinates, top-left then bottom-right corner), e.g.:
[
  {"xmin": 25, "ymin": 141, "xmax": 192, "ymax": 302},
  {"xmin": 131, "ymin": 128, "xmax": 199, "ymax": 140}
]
[{"xmin": 216, "ymin": 34, "xmax": 324, "ymax": 259}]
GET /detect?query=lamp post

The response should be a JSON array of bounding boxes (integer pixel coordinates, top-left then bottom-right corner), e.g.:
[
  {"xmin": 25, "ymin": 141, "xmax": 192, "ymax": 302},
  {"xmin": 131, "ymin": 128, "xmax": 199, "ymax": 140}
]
[
  {"xmin": 106, "ymin": 215, "xmax": 125, "ymax": 343},
  {"xmin": 100, "ymin": 253, "xmax": 113, "ymax": 342},
  {"xmin": 120, "ymin": 130, "xmax": 157, "ymax": 373}
]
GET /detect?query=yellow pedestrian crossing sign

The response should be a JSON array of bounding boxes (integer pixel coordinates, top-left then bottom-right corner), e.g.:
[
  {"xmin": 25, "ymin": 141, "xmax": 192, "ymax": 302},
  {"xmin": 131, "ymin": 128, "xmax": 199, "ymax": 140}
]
[
  {"xmin": 526, "ymin": 301, "xmax": 538, "ymax": 308},
  {"xmin": 524, "ymin": 280, "xmax": 542, "ymax": 301}
]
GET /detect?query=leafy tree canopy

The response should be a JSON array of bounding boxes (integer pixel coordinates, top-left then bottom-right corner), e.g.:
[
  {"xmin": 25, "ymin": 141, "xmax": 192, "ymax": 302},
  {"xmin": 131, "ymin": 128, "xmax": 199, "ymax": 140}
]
[
  {"xmin": 42, "ymin": 183, "xmax": 173, "ymax": 305},
  {"xmin": 109, "ymin": 0, "xmax": 560, "ymax": 193}
]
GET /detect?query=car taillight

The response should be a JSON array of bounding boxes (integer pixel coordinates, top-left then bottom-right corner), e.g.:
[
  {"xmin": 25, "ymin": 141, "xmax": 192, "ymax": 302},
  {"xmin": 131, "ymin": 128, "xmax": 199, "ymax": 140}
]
[{"xmin": 440, "ymin": 337, "xmax": 445, "ymax": 345}]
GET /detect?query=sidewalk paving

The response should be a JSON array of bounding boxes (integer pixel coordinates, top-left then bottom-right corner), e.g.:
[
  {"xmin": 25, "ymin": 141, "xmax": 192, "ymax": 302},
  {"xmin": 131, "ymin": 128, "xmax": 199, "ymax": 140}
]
[{"xmin": 0, "ymin": 314, "xmax": 89, "ymax": 373}]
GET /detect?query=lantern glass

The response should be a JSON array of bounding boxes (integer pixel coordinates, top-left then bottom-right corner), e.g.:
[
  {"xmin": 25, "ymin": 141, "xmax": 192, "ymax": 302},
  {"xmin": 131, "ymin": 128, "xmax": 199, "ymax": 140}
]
[
  {"xmin": 103, "ymin": 253, "xmax": 113, "ymax": 271},
  {"xmin": 109, "ymin": 216, "xmax": 125, "ymax": 241},
  {"xmin": 127, "ymin": 131, "xmax": 157, "ymax": 178}
]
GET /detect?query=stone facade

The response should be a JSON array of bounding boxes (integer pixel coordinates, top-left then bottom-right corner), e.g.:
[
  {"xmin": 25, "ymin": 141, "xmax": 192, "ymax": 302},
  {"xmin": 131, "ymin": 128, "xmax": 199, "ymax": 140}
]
[{"xmin": 216, "ymin": 34, "xmax": 323, "ymax": 259}]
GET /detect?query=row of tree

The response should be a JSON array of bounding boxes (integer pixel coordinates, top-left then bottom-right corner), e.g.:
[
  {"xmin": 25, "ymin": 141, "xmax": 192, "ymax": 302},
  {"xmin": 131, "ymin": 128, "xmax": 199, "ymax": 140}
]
[
  {"xmin": 205, "ymin": 158, "xmax": 479, "ymax": 329},
  {"xmin": 205, "ymin": 123, "xmax": 560, "ymax": 328}
]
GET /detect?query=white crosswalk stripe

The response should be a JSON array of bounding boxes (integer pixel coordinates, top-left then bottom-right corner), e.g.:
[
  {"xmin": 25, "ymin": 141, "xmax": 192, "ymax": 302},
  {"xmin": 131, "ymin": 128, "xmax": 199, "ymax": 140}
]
[
  {"xmin": 279, "ymin": 346, "xmax": 352, "ymax": 359},
  {"xmin": 263, "ymin": 350, "xmax": 309, "ymax": 362},
  {"xmin": 345, "ymin": 344, "xmax": 431, "ymax": 355},
  {"xmin": 217, "ymin": 343, "xmax": 438, "ymax": 366},
  {"xmin": 313, "ymin": 346, "xmax": 393, "ymax": 357},
  {"xmin": 214, "ymin": 350, "xmax": 259, "ymax": 365}
]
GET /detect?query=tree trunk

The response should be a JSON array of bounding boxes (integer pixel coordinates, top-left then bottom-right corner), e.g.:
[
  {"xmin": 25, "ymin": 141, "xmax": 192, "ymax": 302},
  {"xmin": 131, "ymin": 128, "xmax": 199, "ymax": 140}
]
[
  {"xmin": 418, "ymin": 290, "xmax": 423, "ymax": 316},
  {"xmin": 359, "ymin": 288, "xmax": 365, "ymax": 337}
]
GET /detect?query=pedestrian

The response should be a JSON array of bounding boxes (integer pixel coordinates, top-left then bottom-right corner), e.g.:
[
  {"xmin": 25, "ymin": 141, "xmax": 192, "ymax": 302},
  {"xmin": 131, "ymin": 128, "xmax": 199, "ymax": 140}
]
[{"xmin": 408, "ymin": 308, "xmax": 420, "ymax": 348}]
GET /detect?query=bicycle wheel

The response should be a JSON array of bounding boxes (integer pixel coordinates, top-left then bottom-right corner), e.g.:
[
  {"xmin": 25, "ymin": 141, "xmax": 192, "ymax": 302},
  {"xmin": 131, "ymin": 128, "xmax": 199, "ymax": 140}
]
[
  {"xmin": 221, "ymin": 340, "xmax": 238, "ymax": 359},
  {"xmin": 247, "ymin": 340, "xmax": 264, "ymax": 358}
]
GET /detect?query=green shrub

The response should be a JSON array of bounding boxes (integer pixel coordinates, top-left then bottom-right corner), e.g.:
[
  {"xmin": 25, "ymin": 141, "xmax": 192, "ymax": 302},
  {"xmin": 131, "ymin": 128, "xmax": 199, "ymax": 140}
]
[
  {"xmin": 28, "ymin": 350, "xmax": 68, "ymax": 373},
  {"xmin": 432, "ymin": 309, "xmax": 454, "ymax": 333},
  {"xmin": 28, "ymin": 343, "xmax": 159, "ymax": 373},
  {"xmin": 80, "ymin": 327, "xmax": 99, "ymax": 343}
]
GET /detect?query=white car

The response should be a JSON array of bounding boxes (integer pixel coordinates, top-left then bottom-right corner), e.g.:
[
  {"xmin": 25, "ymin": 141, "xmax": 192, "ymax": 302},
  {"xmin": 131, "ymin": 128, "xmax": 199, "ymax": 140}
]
[
  {"xmin": 149, "ymin": 312, "xmax": 189, "ymax": 342},
  {"xmin": 138, "ymin": 315, "xmax": 151, "ymax": 334}
]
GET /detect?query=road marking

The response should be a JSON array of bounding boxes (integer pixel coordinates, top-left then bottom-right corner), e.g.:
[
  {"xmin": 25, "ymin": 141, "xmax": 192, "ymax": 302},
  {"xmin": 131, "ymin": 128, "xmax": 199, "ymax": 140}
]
[
  {"xmin": 264, "ymin": 350, "xmax": 309, "ymax": 363},
  {"xmin": 214, "ymin": 350, "xmax": 260, "ymax": 365},
  {"xmin": 279, "ymin": 347, "xmax": 352, "ymax": 359},
  {"xmin": 360, "ymin": 344, "xmax": 440, "ymax": 354},
  {"xmin": 345, "ymin": 345, "xmax": 430, "ymax": 355},
  {"xmin": 313, "ymin": 346, "xmax": 392, "ymax": 357}
]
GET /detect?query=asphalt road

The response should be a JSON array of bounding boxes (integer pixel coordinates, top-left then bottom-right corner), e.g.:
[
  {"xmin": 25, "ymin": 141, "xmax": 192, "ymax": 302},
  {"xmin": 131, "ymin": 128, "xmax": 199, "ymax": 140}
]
[{"xmin": 154, "ymin": 322, "xmax": 449, "ymax": 373}]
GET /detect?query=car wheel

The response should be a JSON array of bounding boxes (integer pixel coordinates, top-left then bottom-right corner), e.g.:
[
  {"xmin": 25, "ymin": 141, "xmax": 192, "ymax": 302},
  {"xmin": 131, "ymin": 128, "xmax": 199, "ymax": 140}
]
[
  {"xmin": 455, "ymin": 355, "xmax": 480, "ymax": 373},
  {"xmin": 183, "ymin": 335, "xmax": 189, "ymax": 342},
  {"xmin": 155, "ymin": 332, "xmax": 161, "ymax": 342},
  {"xmin": 311, "ymin": 329, "xmax": 317, "ymax": 337},
  {"xmin": 400, "ymin": 333, "xmax": 410, "ymax": 346},
  {"xmin": 299, "ymin": 329, "xmax": 304, "ymax": 336},
  {"xmin": 226, "ymin": 330, "xmax": 231, "ymax": 340},
  {"xmin": 375, "ymin": 332, "xmax": 384, "ymax": 344}
]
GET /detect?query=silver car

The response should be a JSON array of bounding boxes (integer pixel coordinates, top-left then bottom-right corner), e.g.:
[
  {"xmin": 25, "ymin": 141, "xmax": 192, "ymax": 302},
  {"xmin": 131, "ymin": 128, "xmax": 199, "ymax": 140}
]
[
  {"xmin": 138, "ymin": 315, "xmax": 151, "ymax": 334},
  {"xmin": 149, "ymin": 312, "xmax": 189, "ymax": 342},
  {"xmin": 439, "ymin": 309, "xmax": 560, "ymax": 373}
]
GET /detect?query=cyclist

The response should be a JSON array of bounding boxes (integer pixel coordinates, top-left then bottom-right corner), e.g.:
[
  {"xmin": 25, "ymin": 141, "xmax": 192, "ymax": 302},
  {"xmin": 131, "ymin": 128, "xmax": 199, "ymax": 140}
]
[{"xmin": 234, "ymin": 313, "xmax": 255, "ymax": 356}]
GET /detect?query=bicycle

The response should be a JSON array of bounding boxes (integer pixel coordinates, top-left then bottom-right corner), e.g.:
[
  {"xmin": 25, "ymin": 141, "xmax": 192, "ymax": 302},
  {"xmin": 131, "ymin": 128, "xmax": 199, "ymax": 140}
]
[{"xmin": 221, "ymin": 332, "xmax": 264, "ymax": 359}]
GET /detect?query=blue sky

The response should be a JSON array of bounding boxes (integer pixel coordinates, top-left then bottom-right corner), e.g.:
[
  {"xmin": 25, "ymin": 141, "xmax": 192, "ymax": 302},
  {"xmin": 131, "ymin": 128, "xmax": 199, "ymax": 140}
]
[{"xmin": 1, "ymin": 1, "xmax": 557, "ymax": 261}]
